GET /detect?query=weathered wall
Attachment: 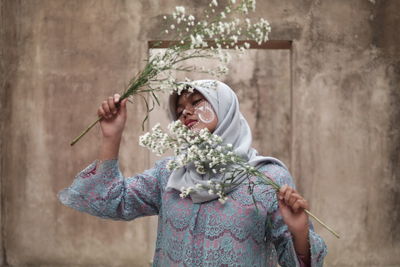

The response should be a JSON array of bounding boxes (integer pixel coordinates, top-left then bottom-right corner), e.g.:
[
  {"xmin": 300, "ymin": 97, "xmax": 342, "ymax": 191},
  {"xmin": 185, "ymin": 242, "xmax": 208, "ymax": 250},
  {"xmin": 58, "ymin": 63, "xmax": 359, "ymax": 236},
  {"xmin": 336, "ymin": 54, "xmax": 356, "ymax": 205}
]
[{"xmin": 1, "ymin": 0, "xmax": 399, "ymax": 266}]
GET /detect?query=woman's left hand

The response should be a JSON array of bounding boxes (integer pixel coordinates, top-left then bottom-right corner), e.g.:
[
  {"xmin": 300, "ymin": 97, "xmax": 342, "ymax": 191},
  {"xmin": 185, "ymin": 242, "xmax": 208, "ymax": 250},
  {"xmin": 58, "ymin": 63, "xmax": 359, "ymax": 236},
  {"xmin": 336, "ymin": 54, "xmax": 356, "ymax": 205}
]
[{"xmin": 277, "ymin": 184, "xmax": 309, "ymax": 235}]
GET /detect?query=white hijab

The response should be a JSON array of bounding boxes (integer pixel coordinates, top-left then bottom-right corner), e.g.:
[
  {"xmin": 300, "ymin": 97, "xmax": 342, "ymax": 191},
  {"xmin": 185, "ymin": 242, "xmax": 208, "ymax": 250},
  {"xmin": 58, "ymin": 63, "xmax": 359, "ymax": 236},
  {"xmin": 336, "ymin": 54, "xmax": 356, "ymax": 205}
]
[{"xmin": 166, "ymin": 80, "xmax": 287, "ymax": 203}]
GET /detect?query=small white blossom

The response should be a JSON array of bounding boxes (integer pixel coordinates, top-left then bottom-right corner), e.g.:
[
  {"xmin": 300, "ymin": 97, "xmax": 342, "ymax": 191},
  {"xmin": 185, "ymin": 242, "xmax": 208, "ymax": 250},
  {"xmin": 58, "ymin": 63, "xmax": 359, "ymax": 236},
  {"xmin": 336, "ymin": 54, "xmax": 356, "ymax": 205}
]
[
  {"xmin": 218, "ymin": 196, "xmax": 228, "ymax": 204},
  {"xmin": 179, "ymin": 186, "xmax": 195, "ymax": 198},
  {"xmin": 175, "ymin": 6, "xmax": 185, "ymax": 14}
]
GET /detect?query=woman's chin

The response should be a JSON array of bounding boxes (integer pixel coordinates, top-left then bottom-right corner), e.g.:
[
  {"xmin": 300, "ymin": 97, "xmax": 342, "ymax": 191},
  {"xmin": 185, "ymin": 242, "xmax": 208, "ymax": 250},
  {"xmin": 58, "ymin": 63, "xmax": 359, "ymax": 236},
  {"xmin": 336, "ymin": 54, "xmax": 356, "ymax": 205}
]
[{"xmin": 189, "ymin": 123, "xmax": 204, "ymax": 132}]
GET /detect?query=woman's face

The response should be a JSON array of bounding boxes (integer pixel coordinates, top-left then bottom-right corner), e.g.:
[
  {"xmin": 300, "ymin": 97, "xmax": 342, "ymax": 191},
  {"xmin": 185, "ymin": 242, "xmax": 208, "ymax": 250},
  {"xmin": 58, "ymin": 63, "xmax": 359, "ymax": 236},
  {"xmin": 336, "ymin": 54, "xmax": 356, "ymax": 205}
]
[{"xmin": 176, "ymin": 90, "xmax": 218, "ymax": 133}]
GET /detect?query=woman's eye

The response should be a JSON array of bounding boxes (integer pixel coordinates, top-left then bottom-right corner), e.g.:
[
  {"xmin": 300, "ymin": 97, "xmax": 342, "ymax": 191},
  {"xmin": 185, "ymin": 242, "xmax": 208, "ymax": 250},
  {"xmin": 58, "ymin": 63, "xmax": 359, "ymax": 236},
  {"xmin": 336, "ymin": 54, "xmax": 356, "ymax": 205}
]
[{"xmin": 193, "ymin": 99, "xmax": 204, "ymax": 106}]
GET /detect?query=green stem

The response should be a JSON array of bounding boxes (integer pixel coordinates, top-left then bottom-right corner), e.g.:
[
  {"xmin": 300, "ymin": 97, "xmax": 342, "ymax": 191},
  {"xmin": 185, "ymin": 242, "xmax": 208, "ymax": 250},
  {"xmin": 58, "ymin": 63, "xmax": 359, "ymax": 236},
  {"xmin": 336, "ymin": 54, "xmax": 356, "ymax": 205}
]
[
  {"xmin": 70, "ymin": 117, "xmax": 102, "ymax": 146},
  {"xmin": 304, "ymin": 209, "xmax": 340, "ymax": 239}
]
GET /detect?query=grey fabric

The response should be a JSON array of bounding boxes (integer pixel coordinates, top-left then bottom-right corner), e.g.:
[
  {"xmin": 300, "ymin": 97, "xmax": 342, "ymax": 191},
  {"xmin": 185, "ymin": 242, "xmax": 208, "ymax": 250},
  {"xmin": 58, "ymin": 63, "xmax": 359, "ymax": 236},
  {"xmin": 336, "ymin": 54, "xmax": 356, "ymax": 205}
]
[{"xmin": 166, "ymin": 80, "xmax": 287, "ymax": 203}]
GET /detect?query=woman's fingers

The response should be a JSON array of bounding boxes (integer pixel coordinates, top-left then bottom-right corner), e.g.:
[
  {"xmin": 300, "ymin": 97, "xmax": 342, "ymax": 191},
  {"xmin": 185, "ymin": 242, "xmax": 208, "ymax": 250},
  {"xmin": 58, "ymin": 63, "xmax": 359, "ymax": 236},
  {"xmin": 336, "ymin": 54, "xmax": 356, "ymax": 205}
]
[
  {"xmin": 284, "ymin": 186, "xmax": 294, "ymax": 203},
  {"xmin": 98, "ymin": 106, "xmax": 105, "ymax": 118},
  {"xmin": 292, "ymin": 199, "xmax": 308, "ymax": 212},
  {"xmin": 278, "ymin": 185, "xmax": 308, "ymax": 212},
  {"xmin": 288, "ymin": 192, "xmax": 302, "ymax": 206},
  {"xmin": 102, "ymin": 100, "xmax": 111, "ymax": 117},
  {"xmin": 114, "ymin": 94, "xmax": 120, "ymax": 104},
  {"xmin": 278, "ymin": 184, "xmax": 288, "ymax": 199},
  {"xmin": 108, "ymin": 96, "xmax": 117, "ymax": 114},
  {"xmin": 119, "ymin": 98, "xmax": 128, "ymax": 117},
  {"xmin": 98, "ymin": 94, "xmax": 123, "ymax": 119}
]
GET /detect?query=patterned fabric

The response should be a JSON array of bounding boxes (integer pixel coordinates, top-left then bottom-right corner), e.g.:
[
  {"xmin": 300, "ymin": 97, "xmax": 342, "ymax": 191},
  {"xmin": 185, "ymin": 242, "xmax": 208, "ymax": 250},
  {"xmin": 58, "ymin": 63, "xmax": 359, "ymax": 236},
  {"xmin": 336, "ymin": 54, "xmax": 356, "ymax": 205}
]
[{"xmin": 58, "ymin": 158, "xmax": 327, "ymax": 266}]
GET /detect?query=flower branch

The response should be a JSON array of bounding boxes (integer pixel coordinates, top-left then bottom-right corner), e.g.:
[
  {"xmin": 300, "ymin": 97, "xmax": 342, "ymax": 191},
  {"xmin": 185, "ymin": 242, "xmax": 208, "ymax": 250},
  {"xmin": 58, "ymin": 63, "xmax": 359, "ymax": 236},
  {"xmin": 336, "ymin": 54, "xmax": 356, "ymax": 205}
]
[
  {"xmin": 139, "ymin": 121, "xmax": 340, "ymax": 238},
  {"xmin": 70, "ymin": 0, "xmax": 271, "ymax": 145}
]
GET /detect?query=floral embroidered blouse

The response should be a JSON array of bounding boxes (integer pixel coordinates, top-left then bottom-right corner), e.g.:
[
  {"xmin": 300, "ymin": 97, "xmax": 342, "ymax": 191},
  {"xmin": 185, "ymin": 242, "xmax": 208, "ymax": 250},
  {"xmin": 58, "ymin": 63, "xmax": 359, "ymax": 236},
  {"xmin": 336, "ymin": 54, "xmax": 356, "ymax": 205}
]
[{"xmin": 58, "ymin": 157, "xmax": 327, "ymax": 267}]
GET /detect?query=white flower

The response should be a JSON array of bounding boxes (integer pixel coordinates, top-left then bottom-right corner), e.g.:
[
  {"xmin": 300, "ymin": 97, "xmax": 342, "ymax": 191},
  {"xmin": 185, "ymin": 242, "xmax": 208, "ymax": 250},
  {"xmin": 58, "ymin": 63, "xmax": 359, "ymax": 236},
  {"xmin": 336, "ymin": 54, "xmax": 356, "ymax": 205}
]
[
  {"xmin": 211, "ymin": 0, "xmax": 218, "ymax": 7},
  {"xmin": 179, "ymin": 186, "xmax": 195, "ymax": 198},
  {"xmin": 218, "ymin": 197, "xmax": 228, "ymax": 204},
  {"xmin": 190, "ymin": 34, "xmax": 207, "ymax": 48},
  {"xmin": 175, "ymin": 6, "xmax": 185, "ymax": 14},
  {"xmin": 170, "ymin": 24, "xmax": 175, "ymax": 29},
  {"xmin": 231, "ymin": 35, "xmax": 238, "ymax": 43}
]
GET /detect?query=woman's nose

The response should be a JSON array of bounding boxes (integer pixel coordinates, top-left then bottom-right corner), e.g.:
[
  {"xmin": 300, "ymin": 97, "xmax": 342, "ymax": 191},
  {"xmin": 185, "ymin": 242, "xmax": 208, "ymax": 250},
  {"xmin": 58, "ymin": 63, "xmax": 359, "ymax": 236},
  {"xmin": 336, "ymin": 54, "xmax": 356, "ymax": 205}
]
[{"xmin": 182, "ymin": 105, "xmax": 194, "ymax": 116}]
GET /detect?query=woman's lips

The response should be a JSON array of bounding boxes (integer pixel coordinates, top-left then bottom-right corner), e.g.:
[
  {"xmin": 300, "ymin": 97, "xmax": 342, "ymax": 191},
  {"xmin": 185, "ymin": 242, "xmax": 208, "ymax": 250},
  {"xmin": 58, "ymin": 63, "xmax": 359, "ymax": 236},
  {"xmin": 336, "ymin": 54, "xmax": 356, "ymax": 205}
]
[{"xmin": 185, "ymin": 120, "xmax": 198, "ymax": 127}]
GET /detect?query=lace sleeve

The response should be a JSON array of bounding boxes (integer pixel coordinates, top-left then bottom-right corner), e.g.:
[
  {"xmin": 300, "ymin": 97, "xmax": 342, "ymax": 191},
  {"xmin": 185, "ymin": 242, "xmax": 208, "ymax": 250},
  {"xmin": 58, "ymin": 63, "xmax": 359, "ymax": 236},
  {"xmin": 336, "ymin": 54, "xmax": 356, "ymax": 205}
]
[
  {"xmin": 263, "ymin": 163, "xmax": 328, "ymax": 267},
  {"xmin": 57, "ymin": 158, "xmax": 165, "ymax": 221}
]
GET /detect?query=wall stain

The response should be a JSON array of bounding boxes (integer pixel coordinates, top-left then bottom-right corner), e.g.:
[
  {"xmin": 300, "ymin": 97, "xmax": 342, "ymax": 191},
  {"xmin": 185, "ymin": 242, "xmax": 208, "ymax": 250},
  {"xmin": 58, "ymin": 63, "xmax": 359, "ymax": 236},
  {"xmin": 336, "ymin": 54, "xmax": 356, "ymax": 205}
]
[
  {"xmin": 387, "ymin": 61, "xmax": 400, "ymax": 244},
  {"xmin": 371, "ymin": 0, "xmax": 400, "ymax": 58}
]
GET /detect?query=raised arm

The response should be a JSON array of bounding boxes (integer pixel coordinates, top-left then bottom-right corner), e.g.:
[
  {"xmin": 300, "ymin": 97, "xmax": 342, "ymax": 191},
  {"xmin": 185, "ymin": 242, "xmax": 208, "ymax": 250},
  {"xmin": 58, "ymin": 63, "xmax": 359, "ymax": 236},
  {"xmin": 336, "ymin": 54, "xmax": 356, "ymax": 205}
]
[
  {"xmin": 97, "ymin": 93, "xmax": 128, "ymax": 162},
  {"xmin": 58, "ymin": 94, "xmax": 166, "ymax": 220}
]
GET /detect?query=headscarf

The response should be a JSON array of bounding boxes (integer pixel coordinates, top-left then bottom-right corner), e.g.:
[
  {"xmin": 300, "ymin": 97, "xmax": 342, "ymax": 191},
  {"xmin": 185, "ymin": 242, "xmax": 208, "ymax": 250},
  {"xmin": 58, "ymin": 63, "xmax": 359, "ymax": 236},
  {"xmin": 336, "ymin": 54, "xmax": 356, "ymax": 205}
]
[{"xmin": 166, "ymin": 80, "xmax": 287, "ymax": 203}]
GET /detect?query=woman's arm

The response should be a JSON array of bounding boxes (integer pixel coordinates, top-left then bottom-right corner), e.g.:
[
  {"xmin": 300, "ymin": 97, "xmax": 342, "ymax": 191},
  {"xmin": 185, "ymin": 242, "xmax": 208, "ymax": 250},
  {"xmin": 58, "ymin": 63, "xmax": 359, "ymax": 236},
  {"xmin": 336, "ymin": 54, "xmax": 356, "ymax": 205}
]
[
  {"xmin": 97, "ymin": 93, "xmax": 128, "ymax": 161},
  {"xmin": 263, "ymin": 163, "xmax": 327, "ymax": 267},
  {"xmin": 57, "ymin": 158, "xmax": 166, "ymax": 220},
  {"xmin": 278, "ymin": 184, "xmax": 311, "ymax": 266},
  {"xmin": 58, "ymin": 94, "xmax": 165, "ymax": 220}
]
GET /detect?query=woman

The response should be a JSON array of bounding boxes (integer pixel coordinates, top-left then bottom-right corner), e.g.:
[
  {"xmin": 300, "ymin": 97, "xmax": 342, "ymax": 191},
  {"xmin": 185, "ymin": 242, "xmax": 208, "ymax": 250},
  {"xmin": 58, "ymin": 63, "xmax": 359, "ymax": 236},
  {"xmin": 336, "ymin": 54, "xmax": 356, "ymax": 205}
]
[{"xmin": 58, "ymin": 80, "xmax": 327, "ymax": 266}]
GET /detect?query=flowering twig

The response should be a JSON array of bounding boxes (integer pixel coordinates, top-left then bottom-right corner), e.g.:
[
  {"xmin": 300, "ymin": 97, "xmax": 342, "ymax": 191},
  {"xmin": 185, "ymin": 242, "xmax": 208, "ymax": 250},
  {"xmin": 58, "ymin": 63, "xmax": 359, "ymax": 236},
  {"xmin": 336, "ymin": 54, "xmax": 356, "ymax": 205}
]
[
  {"xmin": 139, "ymin": 121, "xmax": 340, "ymax": 238},
  {"xmin": 70, "ymin": 0, "xmax": 271, "ymax": 146}
]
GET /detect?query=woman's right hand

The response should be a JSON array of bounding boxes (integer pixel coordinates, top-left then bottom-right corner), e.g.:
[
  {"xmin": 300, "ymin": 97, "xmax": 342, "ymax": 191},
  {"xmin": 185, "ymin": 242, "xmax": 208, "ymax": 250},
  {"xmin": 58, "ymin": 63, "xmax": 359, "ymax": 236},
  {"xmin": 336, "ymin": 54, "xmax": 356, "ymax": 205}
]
[{"xmin": 97, "ymin": 94, "xmax": 128, "ymax": 140}]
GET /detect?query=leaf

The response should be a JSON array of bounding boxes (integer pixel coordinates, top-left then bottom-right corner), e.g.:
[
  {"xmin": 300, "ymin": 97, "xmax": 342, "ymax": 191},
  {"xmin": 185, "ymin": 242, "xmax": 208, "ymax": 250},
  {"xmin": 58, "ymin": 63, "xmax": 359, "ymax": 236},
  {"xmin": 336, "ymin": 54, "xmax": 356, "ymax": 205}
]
[
  {"xmin": 151, "ymin": 91, "xmax": 161, "ymax": 106},
  {"xmin": 251, "ymin": 194, "xmax": 259, "ymax": 214}
]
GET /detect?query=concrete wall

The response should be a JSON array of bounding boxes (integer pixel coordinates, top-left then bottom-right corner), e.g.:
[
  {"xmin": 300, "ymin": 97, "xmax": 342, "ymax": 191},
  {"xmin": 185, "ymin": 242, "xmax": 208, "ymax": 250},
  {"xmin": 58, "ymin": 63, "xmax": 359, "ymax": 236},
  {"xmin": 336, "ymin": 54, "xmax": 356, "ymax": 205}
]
[{"xmin": 1, "ymin": 0, "xmax": 399, "ymax": 266}]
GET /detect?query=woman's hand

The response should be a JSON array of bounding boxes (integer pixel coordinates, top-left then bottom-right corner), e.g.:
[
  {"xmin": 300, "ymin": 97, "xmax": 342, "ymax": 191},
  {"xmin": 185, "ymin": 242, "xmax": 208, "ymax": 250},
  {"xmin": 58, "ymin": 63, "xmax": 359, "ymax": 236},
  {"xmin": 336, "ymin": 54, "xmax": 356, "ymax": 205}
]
[
  {"xmin": 277, "ymin": 184, "xmax": 309, "ymax": 234},
  {"xmin": 278, "ymin": 185, "xmax": 311, "ymax": 264},
  {"xmin": 97, "ymin": 94, "xmax": 128, "ymax": 140}
]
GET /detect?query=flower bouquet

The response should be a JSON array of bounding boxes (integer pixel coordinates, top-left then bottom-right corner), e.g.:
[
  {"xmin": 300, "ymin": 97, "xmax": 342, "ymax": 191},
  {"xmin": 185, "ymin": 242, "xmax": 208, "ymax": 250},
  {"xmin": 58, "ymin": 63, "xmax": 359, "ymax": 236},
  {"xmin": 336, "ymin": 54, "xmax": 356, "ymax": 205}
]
[
  {"xmin": 70, "ymin": 0, "xmax": 271, "ymax": 145},
  {"xmin": 140, "ymin": 121, "xmax": 340, "ymax": 238}
]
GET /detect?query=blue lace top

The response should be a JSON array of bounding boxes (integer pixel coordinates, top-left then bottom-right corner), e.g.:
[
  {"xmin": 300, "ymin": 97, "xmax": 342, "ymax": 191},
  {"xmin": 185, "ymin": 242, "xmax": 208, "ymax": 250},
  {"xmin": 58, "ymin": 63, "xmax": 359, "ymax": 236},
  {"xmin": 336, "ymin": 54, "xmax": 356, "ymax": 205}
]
[{"xmin": 58, "ymin": 157, "xmax": 327, "ymax": 266}]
